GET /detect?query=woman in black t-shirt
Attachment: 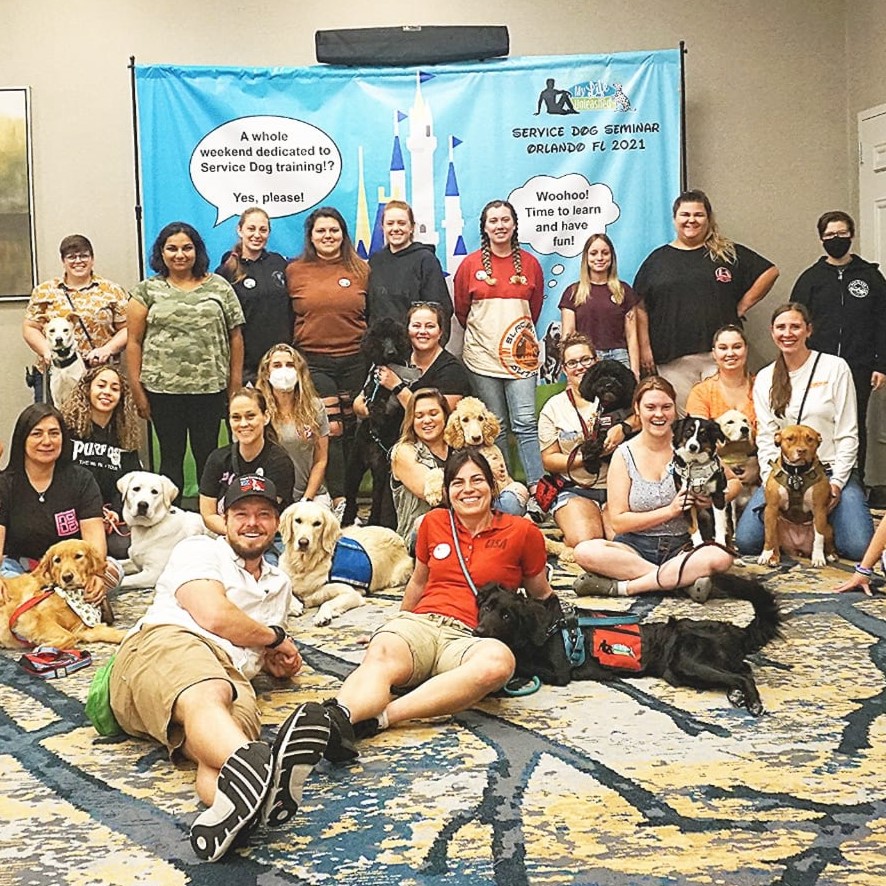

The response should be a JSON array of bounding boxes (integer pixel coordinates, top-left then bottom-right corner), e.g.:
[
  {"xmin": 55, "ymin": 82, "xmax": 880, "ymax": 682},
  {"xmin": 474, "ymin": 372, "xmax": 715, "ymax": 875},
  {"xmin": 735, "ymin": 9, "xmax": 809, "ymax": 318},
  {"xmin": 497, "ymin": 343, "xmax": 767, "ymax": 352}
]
[
  {"xmin": 199, "ymin": 388, "xmax": 295, "ymax": 536},
  {"xmin": 0, "ymin": 404, "xmax": 120, "ymax": 606},
  {"xmin": 61, "ymin": 365, "xmax": 142, "ymax": 557}
]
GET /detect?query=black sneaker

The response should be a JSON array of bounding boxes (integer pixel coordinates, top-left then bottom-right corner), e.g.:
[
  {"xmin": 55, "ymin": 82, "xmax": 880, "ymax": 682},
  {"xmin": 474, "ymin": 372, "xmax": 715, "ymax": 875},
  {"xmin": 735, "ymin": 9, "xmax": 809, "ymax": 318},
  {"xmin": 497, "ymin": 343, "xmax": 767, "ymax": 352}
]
[
  {"xmin": 189, "ymin": 741, "xmax": 272, "ymax": 862},
  {"xmin": 262, "ymin": 702, "xmax": 331, "ymax": 827},
  {"xmin": 322, "ymin": 698, "xmax": 360, "ymax": 763},
  {"xmin": 353, "ymin": 717, "xmax": 381, "ymax": 740}
]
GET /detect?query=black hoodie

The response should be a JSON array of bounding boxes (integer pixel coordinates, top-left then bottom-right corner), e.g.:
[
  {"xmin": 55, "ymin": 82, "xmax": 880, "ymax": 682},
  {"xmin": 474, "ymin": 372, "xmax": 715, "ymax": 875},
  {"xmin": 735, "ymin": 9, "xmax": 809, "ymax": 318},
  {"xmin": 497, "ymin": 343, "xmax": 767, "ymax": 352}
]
[
  {"xmin": 790, "ymin": 254, "xmax": 886, "ymax": 373},
  {"xmin": 367, "ymin": 241, "xmax": 452, "ymax": 326}
]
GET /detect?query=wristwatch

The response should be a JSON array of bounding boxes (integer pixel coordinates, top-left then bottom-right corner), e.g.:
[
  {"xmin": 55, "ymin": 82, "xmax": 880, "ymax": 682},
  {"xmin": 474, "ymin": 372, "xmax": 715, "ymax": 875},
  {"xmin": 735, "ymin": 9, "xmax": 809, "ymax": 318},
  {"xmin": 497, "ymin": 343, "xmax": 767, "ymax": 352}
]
[{"xmin": 265, "ymin": 625, "xmax": 286, "ymax": 648}]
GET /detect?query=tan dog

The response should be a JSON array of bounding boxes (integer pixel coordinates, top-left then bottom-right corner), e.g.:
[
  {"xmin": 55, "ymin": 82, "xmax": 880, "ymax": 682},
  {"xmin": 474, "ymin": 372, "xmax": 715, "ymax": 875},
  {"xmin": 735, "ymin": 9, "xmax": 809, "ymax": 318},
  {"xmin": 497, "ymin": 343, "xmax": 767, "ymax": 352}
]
[
  {"xmin": 279, "ymin": 500, "xmax": 414, "ymax": 626},
  {"xmin": 759, "ymin": 424, "xmax": 835, "ymax": 567},
  {"xmin": 0, "ymin": 540, "xmax": 126, "ymax": 649},
  {"xmin": 434, "ymin": 397, "xmax": 529, "ymax": 508},
  {"xmin": 716, "ymin": 409, "xmax": 760, "ymax": 526}
]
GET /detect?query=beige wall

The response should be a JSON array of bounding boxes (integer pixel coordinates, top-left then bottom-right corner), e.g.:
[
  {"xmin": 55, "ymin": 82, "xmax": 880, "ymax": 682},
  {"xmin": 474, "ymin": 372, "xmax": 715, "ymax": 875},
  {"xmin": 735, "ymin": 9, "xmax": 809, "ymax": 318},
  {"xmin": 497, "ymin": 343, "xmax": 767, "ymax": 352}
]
[{"xmin": 1, "ymin": 0, "xmax": 878, "ymax": 452}]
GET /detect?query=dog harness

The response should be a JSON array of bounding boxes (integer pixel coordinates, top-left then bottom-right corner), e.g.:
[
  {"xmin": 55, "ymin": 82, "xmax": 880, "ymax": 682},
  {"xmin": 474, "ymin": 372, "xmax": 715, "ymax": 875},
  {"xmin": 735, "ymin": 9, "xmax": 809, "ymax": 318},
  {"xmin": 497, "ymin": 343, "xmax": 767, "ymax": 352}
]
[
  {"xmin": 771, "ymin": 460, "xmax": 828, "ymax": 496},
  {"xmin": 673, "ymin": 456, "xmax": 722, "ymax": 495},
  {"xmin": 552, "ymin": 602, "xmax": 643, "ymax": 671},
  {"xmin": 328, "ymin": 537, "xmax": 373, "ymax": 591}
]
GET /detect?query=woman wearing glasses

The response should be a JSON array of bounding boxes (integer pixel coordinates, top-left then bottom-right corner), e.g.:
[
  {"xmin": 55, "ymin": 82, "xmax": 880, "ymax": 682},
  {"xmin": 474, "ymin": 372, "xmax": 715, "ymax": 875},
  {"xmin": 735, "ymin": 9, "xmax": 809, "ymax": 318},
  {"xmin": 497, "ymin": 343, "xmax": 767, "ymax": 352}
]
[
  {"xmin": 538, "ymin": 334, "xmax": 610, "ymax": 546},
  {"xmin": 23, "ymin": 234, "xmax": 128, "ymax": 401},
  {"xmin": 559, "ymin": 233, "xmax": 640, "ymax": 377}
]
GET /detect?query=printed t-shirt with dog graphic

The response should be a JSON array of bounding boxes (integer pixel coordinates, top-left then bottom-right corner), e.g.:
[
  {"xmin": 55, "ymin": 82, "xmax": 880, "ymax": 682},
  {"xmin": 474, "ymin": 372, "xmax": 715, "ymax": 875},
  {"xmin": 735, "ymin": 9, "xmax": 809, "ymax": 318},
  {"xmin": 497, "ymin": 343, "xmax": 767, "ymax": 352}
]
[
  {"xmin": 633, "ymin": 244, "xmax": 774, "ymax": 365},
  {"xmin": 0, "ymin": 464, "xmax": 103, "ymax": 562},
  {"xmin": 130, "ymin": 274, "xmax": 245, "ymax": 395},
  {"xmin": 413, "ymin": 508, "xmax": 547, "ymax": 629},
  {"xmin": 26, "ymin": 274, "xmax": 128, "ymax": 354},
  {"xmin": 453, "ymin": 250, "xmax": 544, "ymax": 379},
  {"xmin": 558, "ymin": 281, "xmax": 640, "ymax": 350}
]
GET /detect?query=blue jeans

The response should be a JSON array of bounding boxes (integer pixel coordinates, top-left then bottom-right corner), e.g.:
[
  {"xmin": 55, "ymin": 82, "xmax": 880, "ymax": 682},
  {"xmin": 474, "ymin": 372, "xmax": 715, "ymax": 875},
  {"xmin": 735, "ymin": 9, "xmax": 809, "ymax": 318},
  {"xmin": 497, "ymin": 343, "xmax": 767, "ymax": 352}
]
[
  {"xmin": 1, "ymin": 557, "xmax": 28, "ymax": 577},
  {"xmin": 735, "ymin": 471, "xmax": 873, "ymax": 561},
  {"xmin": 494, "ymin": 489, "xmax": 527, "ymax": 517},
  {"xmin": 597, "ymin": 347, "xmax": 631, "ymax": 372},
  {"xmin": 467, "ymin": 371, "xmax": 543, "ymax": 487}
]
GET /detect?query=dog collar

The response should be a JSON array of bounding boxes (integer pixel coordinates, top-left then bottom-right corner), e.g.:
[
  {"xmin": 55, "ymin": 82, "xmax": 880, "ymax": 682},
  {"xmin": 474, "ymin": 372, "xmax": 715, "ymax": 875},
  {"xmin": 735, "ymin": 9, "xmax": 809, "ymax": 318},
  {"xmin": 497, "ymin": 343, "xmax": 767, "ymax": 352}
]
[{"xmin": 53, "ymin": 350, "xmax": 80, "ymax": 368}]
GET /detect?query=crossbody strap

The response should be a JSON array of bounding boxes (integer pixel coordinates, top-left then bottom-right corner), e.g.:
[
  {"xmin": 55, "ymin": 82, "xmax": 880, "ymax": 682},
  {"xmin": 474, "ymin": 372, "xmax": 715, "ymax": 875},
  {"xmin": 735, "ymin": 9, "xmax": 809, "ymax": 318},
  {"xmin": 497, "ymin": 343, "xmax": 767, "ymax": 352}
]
[
  {"xmin": 448, "ymin": 509, "xmax": 479, "ymax": 597},
  {"xmin": 62, "ymin": 288, "xmax": 96, "ymax": 350},
  {"xmin": 796, "ymin": 351, "xmax": 822, "ymax": 426}
]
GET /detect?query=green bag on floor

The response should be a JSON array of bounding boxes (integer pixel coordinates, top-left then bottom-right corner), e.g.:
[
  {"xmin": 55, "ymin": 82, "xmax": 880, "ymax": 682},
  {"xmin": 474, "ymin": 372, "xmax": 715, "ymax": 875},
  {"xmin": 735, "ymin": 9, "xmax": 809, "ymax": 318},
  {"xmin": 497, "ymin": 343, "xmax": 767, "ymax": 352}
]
[{"xmin": 86, "ymin": 654, "xmax": 122, "ymax": 736}]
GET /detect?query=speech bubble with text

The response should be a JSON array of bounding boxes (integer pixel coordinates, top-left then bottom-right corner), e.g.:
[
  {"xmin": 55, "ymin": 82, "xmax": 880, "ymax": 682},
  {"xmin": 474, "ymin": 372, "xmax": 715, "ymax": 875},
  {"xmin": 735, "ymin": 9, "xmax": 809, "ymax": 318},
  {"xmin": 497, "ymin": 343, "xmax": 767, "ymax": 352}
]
[
  {"xmin": 509, "ymin": 175, "xmax": 620, "ymax": 257},
  {"xmin": 190, "ymin": 116, "xmax": 342, "ymax": 226}
]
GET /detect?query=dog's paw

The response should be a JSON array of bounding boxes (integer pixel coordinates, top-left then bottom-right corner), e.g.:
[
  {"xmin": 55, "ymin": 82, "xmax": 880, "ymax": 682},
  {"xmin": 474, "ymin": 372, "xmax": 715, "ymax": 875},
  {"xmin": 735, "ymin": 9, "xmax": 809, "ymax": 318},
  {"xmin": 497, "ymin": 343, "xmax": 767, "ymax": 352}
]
[
  {"xmin": 747, "ymin": 699, "xmax": 765, "ymax": 717},
  {"xmin": 423, "ymin": 469, "xmax": 445, "ymax": 506},
  {"xmin": 313, "ymin": 612, "xmax": 332, "ymax": 627},
  {"xmin": 810, "ymin": 554, "xmax": 827, "ymax": 568},
  {"xmin": 290, "ymin": 597, "xmax": 305, "ymax": 617},
  {"xmin": 727, "ymin": 688, "xmax": 746, "ymax": 708},
  {"xmin": 758, "ymin": 549, "xmax": 778, "ymax": 567}
]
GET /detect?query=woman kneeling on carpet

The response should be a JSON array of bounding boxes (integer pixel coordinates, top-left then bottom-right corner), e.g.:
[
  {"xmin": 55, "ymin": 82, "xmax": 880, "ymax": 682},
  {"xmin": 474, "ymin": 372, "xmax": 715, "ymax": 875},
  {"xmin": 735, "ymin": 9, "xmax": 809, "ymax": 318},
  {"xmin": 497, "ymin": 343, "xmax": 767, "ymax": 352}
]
[
  {"xmin": 317, "ymin": 448, "xmax": 555, "ymax": 756},
  {"xmin": 572, "ymin": 376, "xmax": 738, "ymax": 601}
]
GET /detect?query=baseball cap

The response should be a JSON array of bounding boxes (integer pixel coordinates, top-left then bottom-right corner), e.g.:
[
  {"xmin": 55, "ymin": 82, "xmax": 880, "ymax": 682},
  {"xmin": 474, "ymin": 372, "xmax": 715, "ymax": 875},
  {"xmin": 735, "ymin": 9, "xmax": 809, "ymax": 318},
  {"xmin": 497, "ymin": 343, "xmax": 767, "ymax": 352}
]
[{"xmin": 223, "ymin": 474, "xmax": 280, "ymax": 511}]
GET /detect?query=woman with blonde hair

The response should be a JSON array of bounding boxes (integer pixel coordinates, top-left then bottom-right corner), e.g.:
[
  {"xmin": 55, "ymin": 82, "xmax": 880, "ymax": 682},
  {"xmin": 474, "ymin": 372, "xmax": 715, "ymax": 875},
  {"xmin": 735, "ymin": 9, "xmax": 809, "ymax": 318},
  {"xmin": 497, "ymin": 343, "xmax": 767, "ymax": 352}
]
[
  {"xmin": 255, "ymin": 343, "xmax": 330, "ymax": 505},
  {"xmin": 216, "ymin": 206, "xmax": 290, "ymax": 385},
  {"xmin": 559, "ymin": 232, "xmax": 639, "ymax": 376},
  {"xmin": 61, "ymin": 364, "xmax": 142, "ymax": 557},
  {"xmin": 634, "ymin": 190, "xmax": 779, "ymax": 411}
]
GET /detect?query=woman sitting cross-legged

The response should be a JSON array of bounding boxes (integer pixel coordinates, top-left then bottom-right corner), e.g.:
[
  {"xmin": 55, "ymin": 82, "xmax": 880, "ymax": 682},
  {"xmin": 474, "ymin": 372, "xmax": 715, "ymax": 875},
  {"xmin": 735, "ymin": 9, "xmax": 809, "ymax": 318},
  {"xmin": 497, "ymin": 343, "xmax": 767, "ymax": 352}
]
[
  {"xmin": 317, "ymin": 448, "xmax": 555, "ymax": 755},
  {"xmin": 572, "ymin": 376, "xmax": 739, "ymax": 601}
]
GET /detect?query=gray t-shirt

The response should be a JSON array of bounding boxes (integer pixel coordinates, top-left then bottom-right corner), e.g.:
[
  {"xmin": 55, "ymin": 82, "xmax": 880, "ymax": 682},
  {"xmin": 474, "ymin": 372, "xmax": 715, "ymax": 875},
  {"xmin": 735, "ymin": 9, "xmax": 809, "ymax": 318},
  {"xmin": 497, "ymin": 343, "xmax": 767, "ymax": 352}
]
[{"xmin": 277, "ymin": 399, "xmax": 329, "ymax": 499}]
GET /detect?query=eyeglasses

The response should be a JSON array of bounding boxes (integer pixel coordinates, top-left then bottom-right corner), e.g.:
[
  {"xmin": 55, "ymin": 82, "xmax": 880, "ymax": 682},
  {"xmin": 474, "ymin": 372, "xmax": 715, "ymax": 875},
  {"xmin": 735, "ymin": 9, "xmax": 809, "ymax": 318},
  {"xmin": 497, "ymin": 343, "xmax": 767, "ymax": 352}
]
[
  {"xmin": 64, "ymin": 252, "xmax": 92, "ymax": 262},
  {"xmin": 822, "ymin": 232, "xmax": 851, "ymax": 240},
  {"xmin": 411, "ymin": 301, "xmax": 442, "ymax": 310},
  {"xmin": 563, "ymin": 355, "xmax": 596, "ymax": 370}
]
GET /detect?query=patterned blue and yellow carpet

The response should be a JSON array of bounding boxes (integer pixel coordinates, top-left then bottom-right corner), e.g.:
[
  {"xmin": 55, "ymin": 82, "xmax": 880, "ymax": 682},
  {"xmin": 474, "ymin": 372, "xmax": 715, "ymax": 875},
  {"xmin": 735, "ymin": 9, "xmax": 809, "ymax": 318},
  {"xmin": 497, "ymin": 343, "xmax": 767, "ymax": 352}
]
[{"xmin": 2, "ymin": 551, "xmax": 886, "ymax": 885}]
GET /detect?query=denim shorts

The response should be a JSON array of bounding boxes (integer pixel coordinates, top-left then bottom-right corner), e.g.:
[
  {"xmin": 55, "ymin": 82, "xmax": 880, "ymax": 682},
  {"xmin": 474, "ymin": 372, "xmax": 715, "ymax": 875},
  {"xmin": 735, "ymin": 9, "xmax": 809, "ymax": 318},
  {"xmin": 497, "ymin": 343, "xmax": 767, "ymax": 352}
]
[
  {"xmin": 613, "ymin": 532, "xmax": 691, "ymax": 566},
  {"xmin": 552, "ymin": 485, "xmax": 607, "ymax": 514}
]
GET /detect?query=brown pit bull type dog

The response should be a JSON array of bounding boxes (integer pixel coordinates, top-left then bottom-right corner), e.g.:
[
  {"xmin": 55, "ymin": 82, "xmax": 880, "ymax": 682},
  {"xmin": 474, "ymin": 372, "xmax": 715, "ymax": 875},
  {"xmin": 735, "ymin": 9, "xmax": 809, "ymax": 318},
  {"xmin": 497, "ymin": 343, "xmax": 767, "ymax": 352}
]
[{"xmin": 759, "ymin": 424, "xmax": 835, "ymax": 568}]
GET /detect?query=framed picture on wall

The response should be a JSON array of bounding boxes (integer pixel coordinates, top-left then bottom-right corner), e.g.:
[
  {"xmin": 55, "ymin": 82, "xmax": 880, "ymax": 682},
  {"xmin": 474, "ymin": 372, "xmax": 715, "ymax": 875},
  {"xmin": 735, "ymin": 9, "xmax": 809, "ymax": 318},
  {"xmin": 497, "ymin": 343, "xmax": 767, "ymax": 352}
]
[{"xmin": 0, "ymin": 87, "xmax": 36, "ymax": 300}]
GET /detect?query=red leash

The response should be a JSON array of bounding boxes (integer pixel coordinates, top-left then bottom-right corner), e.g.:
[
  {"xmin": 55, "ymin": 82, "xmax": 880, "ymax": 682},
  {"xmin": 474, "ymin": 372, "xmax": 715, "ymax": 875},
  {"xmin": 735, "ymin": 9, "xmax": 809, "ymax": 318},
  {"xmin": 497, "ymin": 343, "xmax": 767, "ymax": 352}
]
[{"xmin": 8, "ymin": 590, "xmax": 55, "ymax": 647}]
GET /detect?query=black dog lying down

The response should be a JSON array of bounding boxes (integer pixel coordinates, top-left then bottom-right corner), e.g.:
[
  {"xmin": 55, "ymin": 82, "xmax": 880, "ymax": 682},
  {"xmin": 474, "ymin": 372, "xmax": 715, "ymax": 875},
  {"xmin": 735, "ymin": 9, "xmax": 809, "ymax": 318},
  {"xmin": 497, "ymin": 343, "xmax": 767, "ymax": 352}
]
[{"xmin": 475, "ymin": 574, "xmax": 782, "ymax": 716}]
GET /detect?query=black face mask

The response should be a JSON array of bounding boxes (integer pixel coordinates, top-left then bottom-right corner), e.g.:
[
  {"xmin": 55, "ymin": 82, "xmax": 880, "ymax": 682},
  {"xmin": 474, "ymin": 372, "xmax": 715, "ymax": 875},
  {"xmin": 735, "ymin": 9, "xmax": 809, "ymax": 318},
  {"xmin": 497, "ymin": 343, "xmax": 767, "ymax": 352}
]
[{"xmin": 823, "ymin": 236, "xmax": 851, "ymax": 259}]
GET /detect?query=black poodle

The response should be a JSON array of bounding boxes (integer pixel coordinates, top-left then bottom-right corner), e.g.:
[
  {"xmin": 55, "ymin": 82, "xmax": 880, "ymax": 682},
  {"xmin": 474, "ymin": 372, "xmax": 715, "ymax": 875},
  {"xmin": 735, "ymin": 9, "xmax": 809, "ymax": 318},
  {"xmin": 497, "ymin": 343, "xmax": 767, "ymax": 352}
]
[
  {"xmin": 342, "ymin": 317, "xmax": 412, "ymax": 528},
  {"xmin": 577, "ymin": 358, "xmax": 637, "ymax": 473}
]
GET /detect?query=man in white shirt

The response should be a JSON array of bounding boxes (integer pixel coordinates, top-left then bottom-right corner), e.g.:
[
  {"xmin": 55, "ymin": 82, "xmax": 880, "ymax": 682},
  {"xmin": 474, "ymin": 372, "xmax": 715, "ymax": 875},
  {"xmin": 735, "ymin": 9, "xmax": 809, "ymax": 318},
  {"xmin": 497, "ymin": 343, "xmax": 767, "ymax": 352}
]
[{"xmin": 110, "ymin": 474, "xmax": 330, "ymax": 862}]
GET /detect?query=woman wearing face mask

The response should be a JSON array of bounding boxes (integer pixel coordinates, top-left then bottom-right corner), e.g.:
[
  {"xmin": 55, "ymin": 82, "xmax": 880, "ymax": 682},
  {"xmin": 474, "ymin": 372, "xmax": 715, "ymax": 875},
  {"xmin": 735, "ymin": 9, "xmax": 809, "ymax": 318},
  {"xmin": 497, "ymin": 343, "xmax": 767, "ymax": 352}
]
[
  {"xmin": 255, "ymin": 344, "xmax": 330, "ymax": 505},
  {"xmin": 217, "ymin": 207, "xmax": 291, "ymax": 385},
  {"xmin": 198, "ymin": 388, "xmax": 294, "ymax": 536},
  {"xmin": 366, "ymin": 200, "xmax": 452, "ymax": 330},
  {"xmin": 790, "ymin": 211, "xmax": 886, "ymax": 494},
  {"xmin": 61, "ymin": 365, "xmax": 143, "ymax": 557}
]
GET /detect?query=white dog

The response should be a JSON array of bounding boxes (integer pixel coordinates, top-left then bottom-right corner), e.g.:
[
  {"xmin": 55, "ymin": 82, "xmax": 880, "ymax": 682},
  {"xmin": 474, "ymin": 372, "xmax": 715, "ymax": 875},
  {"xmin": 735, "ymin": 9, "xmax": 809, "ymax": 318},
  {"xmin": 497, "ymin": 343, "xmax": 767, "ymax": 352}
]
[
  {"xmin": 715, "ymin": 409, "xmax": 760, "ymax": 529},
  {"xmin": 279, "ymin": 500, "xmax": 413, "ymax": 626},
  {"xmin": 117, "ymin": 471, "xmax": 210, "ymax": 589},
  {"xmin": 45, "ymin": 314, "xmax": 86, "ymax": 407}
]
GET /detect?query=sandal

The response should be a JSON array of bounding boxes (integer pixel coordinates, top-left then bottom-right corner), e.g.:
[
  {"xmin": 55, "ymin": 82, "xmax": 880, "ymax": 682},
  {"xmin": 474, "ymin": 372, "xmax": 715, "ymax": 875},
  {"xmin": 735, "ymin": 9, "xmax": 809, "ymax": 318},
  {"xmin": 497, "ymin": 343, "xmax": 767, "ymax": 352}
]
[
  {"xmin": 573, "ymin": 573, "xmax": 620, "ymax": 597},
  {"xmin": 686, "ymin": 576, "xmax": 712, "ymax": 603}
]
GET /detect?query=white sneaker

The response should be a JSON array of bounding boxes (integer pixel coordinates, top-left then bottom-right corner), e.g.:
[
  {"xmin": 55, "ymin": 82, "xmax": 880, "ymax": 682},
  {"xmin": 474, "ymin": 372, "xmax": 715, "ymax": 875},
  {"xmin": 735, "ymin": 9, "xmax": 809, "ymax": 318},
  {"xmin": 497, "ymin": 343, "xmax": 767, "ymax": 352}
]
[
  {"xmin": 332, "ymin": 500, "xmax": 346, "ymax": 523},
  {"xmin": 526, "ymin": 497, "xmax": 547, "ymax": 524}
]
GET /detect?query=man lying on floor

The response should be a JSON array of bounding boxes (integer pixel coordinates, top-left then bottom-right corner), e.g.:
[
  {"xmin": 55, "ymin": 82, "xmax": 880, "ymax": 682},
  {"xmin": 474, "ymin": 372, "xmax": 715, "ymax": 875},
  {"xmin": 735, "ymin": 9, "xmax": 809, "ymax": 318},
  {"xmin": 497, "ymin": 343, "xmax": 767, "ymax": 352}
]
[{"xmin": 109, "ymin": 474, "xmax": 330, "ymax": 862}]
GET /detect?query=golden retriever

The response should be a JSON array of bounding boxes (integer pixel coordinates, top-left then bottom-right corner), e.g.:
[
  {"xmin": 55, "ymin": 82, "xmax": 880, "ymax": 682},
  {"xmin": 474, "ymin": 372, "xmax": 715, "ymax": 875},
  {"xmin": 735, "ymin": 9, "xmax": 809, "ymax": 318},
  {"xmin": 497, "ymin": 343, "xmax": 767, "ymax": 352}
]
[
  {"xmin": 279, "ymin": 501, "xmax": 414, "ymax": 626},
  {"xmin": 0, "ymin": 540, "xmax": 126, "ymax": 649}
]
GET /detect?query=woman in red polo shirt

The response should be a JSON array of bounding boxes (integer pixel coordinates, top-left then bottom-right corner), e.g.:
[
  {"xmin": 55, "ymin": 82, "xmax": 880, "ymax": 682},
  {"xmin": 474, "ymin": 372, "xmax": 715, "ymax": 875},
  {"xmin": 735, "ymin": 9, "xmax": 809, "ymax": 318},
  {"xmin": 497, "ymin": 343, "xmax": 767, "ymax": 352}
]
[{"xmin": 321, "ymin": 448, "xmax": 554, "ymax": 752}]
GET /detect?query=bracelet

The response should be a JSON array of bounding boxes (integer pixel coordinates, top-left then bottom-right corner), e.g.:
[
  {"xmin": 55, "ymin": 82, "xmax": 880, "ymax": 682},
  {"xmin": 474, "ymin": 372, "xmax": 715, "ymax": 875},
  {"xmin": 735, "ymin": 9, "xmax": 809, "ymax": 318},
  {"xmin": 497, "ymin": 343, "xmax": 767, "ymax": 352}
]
[
  {"xmin": 391, "ymin": 382, "xmax": 407, "ymax": 396},
  {"xmin": 855, "ymin": 563, "xmax": 874, "ymax": 577},
  {"xmin": 620, "ymin": 421, "xmax": 632, "ymax": 437},
  {"xmin": 265, "ymin": 625, "xmax": 287, "ymax": 648}
]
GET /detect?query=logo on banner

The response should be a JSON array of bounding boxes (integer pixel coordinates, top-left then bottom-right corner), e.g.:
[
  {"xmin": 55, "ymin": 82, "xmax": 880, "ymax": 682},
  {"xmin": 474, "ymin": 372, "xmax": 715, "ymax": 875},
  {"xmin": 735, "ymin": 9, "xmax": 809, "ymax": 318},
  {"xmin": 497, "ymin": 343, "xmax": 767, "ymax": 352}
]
[
  {"xmin": 715, "ymin": 267, "xmax": 733, "ymax": 284},
  {"xmin": 535, "ymin": 77, "xmax": 637, "ymax": 114},
  {"xmin": 499, "ymin": 318, "xmax": 541, "ymax": 378}
]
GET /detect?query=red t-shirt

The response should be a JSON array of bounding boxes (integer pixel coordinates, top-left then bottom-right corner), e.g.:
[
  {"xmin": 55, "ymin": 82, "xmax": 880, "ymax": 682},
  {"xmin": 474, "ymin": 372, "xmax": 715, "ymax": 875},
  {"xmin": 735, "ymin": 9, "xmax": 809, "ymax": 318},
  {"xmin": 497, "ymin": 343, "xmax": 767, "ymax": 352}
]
[{"xmin": 412, "ymin": 508, "xmax": 548, "ymax": 629}]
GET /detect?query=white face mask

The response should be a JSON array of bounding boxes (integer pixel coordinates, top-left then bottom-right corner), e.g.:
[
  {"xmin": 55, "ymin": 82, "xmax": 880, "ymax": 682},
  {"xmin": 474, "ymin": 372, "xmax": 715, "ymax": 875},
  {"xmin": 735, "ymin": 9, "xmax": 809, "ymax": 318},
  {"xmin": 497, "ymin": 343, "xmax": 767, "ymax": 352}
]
[{"xmin": 269, "ymin": 367, "xmax": 298, "ymax": 392}]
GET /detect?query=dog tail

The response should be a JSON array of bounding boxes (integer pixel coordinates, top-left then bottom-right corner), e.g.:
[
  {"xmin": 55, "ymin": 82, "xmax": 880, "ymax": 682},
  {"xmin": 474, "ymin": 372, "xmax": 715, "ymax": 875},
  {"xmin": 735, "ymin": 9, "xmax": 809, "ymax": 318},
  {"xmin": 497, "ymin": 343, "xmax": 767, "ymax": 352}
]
[{"xmin": 711, "ymin": 572, "xmax": 783, "ymax": 653}]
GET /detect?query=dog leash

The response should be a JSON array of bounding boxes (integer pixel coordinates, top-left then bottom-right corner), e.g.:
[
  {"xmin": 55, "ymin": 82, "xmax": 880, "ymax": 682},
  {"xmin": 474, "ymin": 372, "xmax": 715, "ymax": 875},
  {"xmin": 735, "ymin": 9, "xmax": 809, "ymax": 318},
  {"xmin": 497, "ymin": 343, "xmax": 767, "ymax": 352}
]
[
  {"xmin": 8, "ymin": 590, "xmax": 55, "ymax": 647},
  {"xmin": 18, "ymin": 646, "xmax": 92, "ymax": 679},
  {"xmin": 448, "ymin": 510, "xmax": 543, "ymax": 697},
  {"xmin": 655, "ymin": 539, "xmax": 736, "ymax": 591}
]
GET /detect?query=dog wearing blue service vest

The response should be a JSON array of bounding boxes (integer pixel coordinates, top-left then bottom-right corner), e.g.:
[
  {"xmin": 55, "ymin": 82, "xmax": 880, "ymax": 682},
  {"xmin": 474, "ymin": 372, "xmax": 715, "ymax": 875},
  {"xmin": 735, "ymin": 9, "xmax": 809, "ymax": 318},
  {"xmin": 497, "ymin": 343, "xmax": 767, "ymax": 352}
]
[{"xmin": 279, "ymin": 500, "xmax": 413, "ymax": 626}]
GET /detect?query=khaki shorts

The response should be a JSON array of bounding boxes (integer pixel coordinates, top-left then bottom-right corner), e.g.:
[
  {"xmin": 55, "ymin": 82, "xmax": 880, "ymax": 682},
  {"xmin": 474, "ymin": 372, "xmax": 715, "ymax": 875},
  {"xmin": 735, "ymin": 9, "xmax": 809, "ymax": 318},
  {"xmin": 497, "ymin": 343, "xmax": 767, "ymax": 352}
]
[
  {"xmin": 109, "ymin": 624, "xmax": 261, "ymax": 755},
  {"xmin": 373, "ymin": 612, "xmax": 487, "ymax": 689}
]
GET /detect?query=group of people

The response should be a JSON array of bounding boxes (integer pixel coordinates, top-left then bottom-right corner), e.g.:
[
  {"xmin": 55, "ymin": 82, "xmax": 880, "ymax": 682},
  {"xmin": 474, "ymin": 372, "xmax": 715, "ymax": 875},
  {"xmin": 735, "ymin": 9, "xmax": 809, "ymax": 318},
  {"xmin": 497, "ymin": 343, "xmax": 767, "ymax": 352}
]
[{"xmin": 9, "ymin": 189, "xmax": 886, "ymax": 861}]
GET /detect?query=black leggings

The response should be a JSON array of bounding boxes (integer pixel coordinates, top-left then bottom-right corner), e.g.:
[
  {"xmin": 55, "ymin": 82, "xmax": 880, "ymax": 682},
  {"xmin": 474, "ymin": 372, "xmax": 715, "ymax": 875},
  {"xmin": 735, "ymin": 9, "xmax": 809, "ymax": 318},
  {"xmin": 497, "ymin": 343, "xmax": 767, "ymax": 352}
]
[
  {"xmin": 147, "ymin": 390, "xmax": 226, "ymax": 500},
  {"xmin": 303, "ymin": 352, "xmax": 366, "ymax": 498}
]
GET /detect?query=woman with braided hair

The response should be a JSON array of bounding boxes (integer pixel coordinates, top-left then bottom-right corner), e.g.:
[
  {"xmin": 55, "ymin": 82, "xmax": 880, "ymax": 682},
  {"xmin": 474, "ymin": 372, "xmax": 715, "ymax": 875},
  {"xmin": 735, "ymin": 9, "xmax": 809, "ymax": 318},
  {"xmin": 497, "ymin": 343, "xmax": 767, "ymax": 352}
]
[{"xmin": 453, "ymin": 199, "xmax": 546, "ymax": 518}]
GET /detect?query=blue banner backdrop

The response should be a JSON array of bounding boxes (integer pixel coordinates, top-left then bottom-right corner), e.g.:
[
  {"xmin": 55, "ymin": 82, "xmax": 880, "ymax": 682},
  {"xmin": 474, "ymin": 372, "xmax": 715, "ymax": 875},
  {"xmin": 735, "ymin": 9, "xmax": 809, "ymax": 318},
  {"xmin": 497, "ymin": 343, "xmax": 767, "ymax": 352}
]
[{"xmin": 135, "ymin": 51, "xmax": 681, "ymax": 375}]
